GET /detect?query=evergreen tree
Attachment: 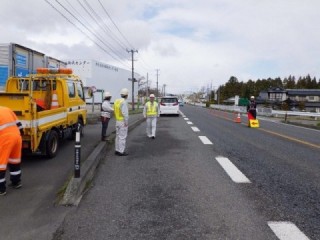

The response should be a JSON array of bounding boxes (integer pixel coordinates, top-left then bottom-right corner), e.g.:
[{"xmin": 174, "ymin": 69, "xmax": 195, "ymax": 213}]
[
  {"xmin": 283, "ymin": 75, "xmax": 296, "ymax": 89},
  {"xmin": 297, "ymin": 76, "xmax": 307, "ymax": 88}
]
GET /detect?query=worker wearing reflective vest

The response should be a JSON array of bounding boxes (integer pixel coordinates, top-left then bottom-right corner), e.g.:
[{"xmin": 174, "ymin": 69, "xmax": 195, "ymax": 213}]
[
  {"xmin": 143, "ymin": 94, "xmax": 159, "ymax": 139},
  {"xmin": 0, "ymin": 106, "xmax": 23, "ymax": 196},
  {"xmin": 114, "ymin": 88, "xmax": 129, "ymax": 156}
]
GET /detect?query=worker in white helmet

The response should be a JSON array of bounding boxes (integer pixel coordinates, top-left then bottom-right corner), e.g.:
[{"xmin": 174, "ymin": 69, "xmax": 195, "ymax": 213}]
[
  {"xmin": 143, "ymin": 93, "xmax": 159, "ymax": 139},
  {"xmin": 101, "ymin": 91, "xmax": 114, "ymax": 141},
  {"xmin": 247, "ymin": 96, "xmax": 257, "ymax": 119},
  {"xmin": 114, "ymin": 88, "xmax": 129, "ymax": 156}
]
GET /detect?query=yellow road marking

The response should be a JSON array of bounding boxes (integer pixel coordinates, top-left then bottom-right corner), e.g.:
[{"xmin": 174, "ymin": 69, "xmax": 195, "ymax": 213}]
[{"xmin": 258, "ymin": 127, "xmax": 320, "ymax": 149}]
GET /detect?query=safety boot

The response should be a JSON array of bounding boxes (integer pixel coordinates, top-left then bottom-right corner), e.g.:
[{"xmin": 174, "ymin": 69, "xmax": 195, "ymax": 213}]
[{"xmin": 9, "ymin": 181, "xmax": 22, "ymax": 189}]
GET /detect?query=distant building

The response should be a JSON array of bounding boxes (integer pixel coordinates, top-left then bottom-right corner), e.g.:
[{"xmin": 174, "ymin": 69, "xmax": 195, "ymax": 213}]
[
  {"xmin": 257, "ymin": 87, "xmax": 320, "ymax": 112},
  {"xmin": 66, "ymin": 59, "xmax": 141, "ymax": 103}
]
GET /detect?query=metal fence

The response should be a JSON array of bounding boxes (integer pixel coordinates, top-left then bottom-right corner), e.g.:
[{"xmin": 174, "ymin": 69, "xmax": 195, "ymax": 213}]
[{"xmin": 191, "ymin": 102, "xmax": 320, "ymax": 120}]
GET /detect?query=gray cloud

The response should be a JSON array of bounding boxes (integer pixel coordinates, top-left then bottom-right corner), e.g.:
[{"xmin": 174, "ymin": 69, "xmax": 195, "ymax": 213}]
[{"xmin": 1, "ymin": 0, "xmax": 320, "ymax": 93}]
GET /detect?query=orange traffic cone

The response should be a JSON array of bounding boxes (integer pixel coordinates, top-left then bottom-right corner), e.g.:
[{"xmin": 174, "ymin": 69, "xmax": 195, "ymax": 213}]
[
  {"xmin": 234, "ymin": 112, "xmax": 241, "ymax": 123},
  {"xmin": 51, "ymin": 91, "xmax": 59, "ymax": 109}
]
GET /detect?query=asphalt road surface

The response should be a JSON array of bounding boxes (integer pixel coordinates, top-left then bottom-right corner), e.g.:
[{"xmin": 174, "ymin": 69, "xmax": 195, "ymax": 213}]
[
  {"xmin": 53, "ymin": 105, "xmax": 320, "ymax": 240},
  {"xmin": 0, "ymin": 114, "xmax": 142, "ymax": 240}
]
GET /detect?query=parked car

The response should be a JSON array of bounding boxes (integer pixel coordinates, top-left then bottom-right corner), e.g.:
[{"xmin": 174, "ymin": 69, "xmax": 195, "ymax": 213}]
[{"xmin": 159, "ymin": 96, "xmax": 180, "ymax": 116}]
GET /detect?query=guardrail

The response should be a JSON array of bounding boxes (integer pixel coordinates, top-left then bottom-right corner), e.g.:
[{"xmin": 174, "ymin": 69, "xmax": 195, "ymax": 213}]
[
  {"xmin": 190, "ymin": 102, "xmax": 320, "ymax": 120},
  {"xmin": 271, "ymin": 110, "xmax": 320, "ymax": 118}
]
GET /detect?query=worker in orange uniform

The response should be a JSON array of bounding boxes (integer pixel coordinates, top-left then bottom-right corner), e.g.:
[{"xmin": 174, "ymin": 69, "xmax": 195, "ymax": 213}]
[{"xmin": 0, "ymin": 106, "xmax": 23, "ymax": 196}]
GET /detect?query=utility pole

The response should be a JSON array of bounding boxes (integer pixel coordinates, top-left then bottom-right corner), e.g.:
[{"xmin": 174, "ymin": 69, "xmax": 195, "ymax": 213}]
[
  {"xmin": 127, "ymin": 49, "xmax": 138, "ymax": 110},
  {"xmin": 156, "ymin": 69, "xmax": 160, "ymax": 98},
  {"xmin": 146, "ymin": 72, "xmax": 149, "ymax": 97}
]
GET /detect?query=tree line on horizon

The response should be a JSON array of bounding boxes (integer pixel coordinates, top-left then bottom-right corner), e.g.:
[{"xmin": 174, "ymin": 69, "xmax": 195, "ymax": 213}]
[{"xmin": 214, "ymin": 74, "xmax": 320, "ymax": 103}]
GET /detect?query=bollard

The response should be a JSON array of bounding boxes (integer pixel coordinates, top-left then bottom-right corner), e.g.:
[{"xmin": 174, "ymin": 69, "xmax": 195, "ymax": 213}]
[
  {"xmin": 284, "ymin": 112, "xmax": 287, "ymax": 122},
  {"xmin": 74, "ymin": 131, "xmax": 81, "ymax": 178}
]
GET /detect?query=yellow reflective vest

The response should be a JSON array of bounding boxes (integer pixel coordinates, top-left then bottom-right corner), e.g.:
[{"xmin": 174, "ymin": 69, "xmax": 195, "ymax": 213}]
[
  {"xmin": 114, "ymin": 98, "xmax": 125, "ymax": 121},
  {"xmin": 146, "ymin": 101, "xmax": 158, "ymax": 117}
]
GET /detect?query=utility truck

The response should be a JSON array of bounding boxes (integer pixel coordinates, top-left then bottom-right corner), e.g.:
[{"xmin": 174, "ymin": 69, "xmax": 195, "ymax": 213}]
[{"xmin": 0, "ymin": 68, "xmax": 87, "ymax": 158}]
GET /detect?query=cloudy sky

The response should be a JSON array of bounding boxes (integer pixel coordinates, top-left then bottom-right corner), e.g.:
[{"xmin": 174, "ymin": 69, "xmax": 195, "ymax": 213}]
[{"xmin": 1, "ymin": 0, "xmax": 320, "ymax": 94}]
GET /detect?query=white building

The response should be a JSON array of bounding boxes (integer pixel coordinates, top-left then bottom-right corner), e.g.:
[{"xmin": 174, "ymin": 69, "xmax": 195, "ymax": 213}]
[{"xmin": 66, "ymin": 59, "xmax": 141, "ymax": 104}]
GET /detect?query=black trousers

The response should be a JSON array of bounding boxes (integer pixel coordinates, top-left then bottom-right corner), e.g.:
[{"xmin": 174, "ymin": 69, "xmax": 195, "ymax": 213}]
[
  {"xmin": 101, "ymin": 117, "xmax": 110, "ymax": 138},
  {"xmin": 0, "ymin": 163, "xmax": 21, "ymax": 192},
  {"xmin": 249, "ymin": 109, "xmax": 257, "ymax": 119}
]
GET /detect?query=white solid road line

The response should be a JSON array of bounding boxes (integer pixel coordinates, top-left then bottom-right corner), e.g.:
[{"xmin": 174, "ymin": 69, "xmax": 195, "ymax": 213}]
[
  {"xmin": 199, "ymin": 136, "xmax": 213, "ymax": 145},
  {"xmin": 268, "ymin": 221, "xmax": 310, "ymax": 240},
  {"xmin": 187, "ymin": 121, "xmax": 193, "ymax": 125},
  {"xmin": 215, "ymin": 156, "xmax": 251, "ymax": 183},
  {"xmin": 191, "ymin": 127, "xmax": 200, "ymax": 132}
]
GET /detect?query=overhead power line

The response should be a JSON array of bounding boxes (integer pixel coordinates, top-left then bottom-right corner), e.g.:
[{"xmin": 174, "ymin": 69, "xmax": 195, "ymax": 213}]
[
  {"xmin": 45, "ymin": 0, "xmax": 130, "ymax": 69},
  {"xmin": 55, "ymin": 0, "xmax": 127, "ymax": 64},
  {"xmin": 46, "ymin": 0, "xmax": 155, "ymax": 73},
  {"xmin": 98, "ymin": 0, "xmax": 135, "ymax": 50},
  {"xmin": 82, "ymin": 0, "xmax": 128, "ymax": 54},
  {"xmin": 65, "ymin": 0, "xmax": 125, "ymax": 58}
]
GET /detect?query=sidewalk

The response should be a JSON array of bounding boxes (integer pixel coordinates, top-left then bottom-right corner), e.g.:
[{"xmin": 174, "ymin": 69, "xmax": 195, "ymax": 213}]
[
  {"xmin": 0, "ymin": 109, "xmax": 144, "ymax": 240},
  {"xmin": 61, "ymin": 112, "xmax": 144, "ymax": 205}
]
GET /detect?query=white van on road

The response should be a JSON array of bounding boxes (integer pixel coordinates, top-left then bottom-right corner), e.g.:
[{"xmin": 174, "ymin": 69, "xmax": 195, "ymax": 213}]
[{"xmin": 159, "ymin": 96, "xmax": 180, "ymax": 116}]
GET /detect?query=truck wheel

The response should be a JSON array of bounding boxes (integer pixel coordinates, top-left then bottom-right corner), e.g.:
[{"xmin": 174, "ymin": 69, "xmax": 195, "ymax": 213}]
[{"xmin": 46, "ymin": 130, "xmax": 59, "ymax": 158}]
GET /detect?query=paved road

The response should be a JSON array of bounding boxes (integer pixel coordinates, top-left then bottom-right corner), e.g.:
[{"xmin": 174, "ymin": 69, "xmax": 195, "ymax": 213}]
[
  {"xmin": 0, "ymin": 113, "xmax": 143, "ymax": 240},
  {"xmin": 52, "ymin": 110, "xmax": 277, "ymax": 239},
  {"xmin": 183, "ymin": 106, "xmax": 320, "ymax": 239},
  {"xmin": 54, "ymin": 105, "xmax": 319, "ymax": 240},
  {"xmin": 2, "ymin": 105, "xmax": 319, "ymax": 240}
]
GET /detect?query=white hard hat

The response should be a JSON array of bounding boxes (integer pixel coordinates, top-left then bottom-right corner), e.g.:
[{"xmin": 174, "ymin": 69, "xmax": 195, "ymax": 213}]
[
  {"xmin": 120, "ymin": 88, "xmax": 129, "ymax": 96},
  {"xmin": 250, "ymin": 96, "xmax": 255, "ymax": 99},
  {"xmin": 104, "ymin": 91, "xmax": 111, "ymax": 98},
  {"xmin": 149, "ymin": 94, "xmax": 155, "ymax": 98}
]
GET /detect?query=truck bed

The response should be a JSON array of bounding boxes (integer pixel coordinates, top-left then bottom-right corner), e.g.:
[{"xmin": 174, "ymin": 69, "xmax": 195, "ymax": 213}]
[{"xmin": 0, "ymin": 92, "xmax": 31, "ymax": 118}]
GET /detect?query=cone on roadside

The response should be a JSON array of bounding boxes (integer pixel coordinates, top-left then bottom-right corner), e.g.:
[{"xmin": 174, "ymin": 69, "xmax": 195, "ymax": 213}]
[
  {"xmin": 234, "ymin": 112, "xmax": 241, "ymax": 123},
  {"xmin": 51, "ymin": 90, "xmax": 59, "ymax": 109}
]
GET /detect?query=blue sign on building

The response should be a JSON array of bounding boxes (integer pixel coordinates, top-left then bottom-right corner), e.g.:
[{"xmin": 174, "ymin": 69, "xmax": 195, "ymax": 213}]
[
  {"xmin": 0, "ymin": 65, "xmax": 9, "ymax": 86},
  {"xmin": 16, "ymin": 67, "xmax": 29, "ymax": 77},
  {"xmin": 16, "ymin": 53, "xmax": 27, "ymax": 67}
]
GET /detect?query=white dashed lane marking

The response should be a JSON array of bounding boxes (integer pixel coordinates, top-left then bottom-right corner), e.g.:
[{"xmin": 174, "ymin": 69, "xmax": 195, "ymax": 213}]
[
  {"xmin": 182, "ymin": 114, "xmax": 310, "ymax": 240},
  {"xmin": 215, "ymin": 156, "xmax": 251, "ymax": 183},
  {"xmin": 191, "ymin": 127, "xmax": 200, "ymax": 132},
  {"xmin": 199, "ymin": 136, "xmax": 212, "ymax": 145},
  {"xmin": 268, "ymin": 222, "xmax": 310, "ymax": 240}
]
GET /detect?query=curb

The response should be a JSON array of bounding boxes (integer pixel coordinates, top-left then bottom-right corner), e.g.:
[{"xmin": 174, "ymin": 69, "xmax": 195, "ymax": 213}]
[{"xmin": 60, "ymin": 116, "xmax": 145, "ymax": 206}]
